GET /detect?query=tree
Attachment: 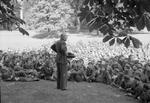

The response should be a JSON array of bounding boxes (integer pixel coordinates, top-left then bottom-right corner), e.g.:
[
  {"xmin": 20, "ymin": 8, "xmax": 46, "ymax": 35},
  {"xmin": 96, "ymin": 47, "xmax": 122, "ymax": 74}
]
[
  {"xmin": 0, "ymin": 0, "xmax": 29, "ymax": 35},
  {"xmin": 78, "ymin": 0, "xmax": 150, "ymax": 48},
  {"xmin": 25, "ymin": 0, "xmax": 74, "ymax": 34},
  {"xmin": 21, "ymin": 0, "xmax": 41, "ymax": 19},
  {"xmin": 67, "ymin": 0, "xmax": 85, "ymax": 32}
]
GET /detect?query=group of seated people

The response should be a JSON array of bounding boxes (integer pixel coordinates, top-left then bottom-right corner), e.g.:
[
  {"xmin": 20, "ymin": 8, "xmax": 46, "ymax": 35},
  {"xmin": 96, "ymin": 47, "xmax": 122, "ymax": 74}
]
[
  {"xmin": 66, "ymin": 55, "xmax": 149, "ymax": 83},
  {"xmin": 0, "ymin": 50, "xmax": 56, "ymax": 82},
  {"xmin": 0, "ymin": 50, "xmax": 150, "ymax": 103},
  {"xmin": 52, "ymin": 55, "xmax": 150, "ymax": 103}
]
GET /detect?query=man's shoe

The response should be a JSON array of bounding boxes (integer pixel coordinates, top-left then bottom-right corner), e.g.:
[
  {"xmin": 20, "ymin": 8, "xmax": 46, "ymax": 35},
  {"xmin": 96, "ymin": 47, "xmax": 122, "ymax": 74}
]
[
  {"xmin": 61, "ymin": 88, "xmax": 67, "ymax": 91},
  {"xmin": 57, "ymin": 87, "xmax": 60, "ymax": 89}
]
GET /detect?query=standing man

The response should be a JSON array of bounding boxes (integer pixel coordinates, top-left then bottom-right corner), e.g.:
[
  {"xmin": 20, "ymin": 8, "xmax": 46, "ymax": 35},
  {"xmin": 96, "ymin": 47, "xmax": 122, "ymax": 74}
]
[{"xmin": 51, "ymin": 33, "xmax": 68, "ymax": 90}]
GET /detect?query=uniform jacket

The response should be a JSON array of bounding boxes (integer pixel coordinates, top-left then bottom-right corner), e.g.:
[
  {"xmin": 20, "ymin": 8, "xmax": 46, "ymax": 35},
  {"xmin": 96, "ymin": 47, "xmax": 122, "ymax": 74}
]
[{"xmin": 51, "ymin": 39, "xmax": 67, "ymax": 64}]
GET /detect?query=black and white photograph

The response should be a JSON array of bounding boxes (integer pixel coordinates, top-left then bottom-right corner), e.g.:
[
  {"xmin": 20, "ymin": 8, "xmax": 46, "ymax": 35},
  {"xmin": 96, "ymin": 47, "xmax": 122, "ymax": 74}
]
[{"xmin": 0, "ymin": 0, "xmax": 150, "ymax": 103}]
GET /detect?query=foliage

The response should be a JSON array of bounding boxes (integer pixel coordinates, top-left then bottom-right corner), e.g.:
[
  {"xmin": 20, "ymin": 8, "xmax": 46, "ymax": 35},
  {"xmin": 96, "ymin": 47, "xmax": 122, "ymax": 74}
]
[
  {"xmin": 1, "ymin": 40, "xmax": 150, "ymax": 73},
  {"xmin": 25, "ymin": 0, "xmax": 74, "ymax": 34},
  {"xmin": 78, "ymin": 0, "xmax": 150, "ymax": 48},
  {"xmin": 66, "ymin": 0, "xmax": 84, "ymax": 28},
  {"xmin": 67, "ymin": 40, "xmax": 150, "ymax": 65},
  {"xmin": 0, "ymin": 0, "xmax": 29, "ymax": 35},
  {"xmin": 1, "ymin": 39, "xmax": 150, "ymax": 66},
  {"xmin": 0, "ymin": 48, "xmax": 56, "ymax": 81}
]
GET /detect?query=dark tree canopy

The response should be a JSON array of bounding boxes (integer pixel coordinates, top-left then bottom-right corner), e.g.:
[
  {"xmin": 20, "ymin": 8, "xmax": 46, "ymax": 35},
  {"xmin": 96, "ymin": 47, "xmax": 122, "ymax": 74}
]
[
  {"xmin": 78, "ymin": 0, "xmax": 150, "ymax": 48},
  {"xmin": 0, "ymin": 0, "xmax": 29, "ymax": 35}
]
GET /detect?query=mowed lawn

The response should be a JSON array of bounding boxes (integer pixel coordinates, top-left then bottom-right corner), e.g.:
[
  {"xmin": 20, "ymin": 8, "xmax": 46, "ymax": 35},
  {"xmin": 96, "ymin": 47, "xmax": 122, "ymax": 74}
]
[
  {"xmin": 1, "ymin": 80, "xmax": 138, "ymax": 103},
  {"xmin": 0, "ymin": 30, "xmax": 150, "ymax": 51},
  {"xmin": 0, "ymin": 30, "xmax": 99, "ymax": 51}
]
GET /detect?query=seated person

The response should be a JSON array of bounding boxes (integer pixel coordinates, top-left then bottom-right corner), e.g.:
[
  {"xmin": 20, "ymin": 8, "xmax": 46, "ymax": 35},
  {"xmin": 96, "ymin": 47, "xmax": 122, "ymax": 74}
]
[
  {"xmin": 95, "ymin": 61, "xmax": 112, "ymax": 84},
  {"xmin": 123, "ymin": 63, "xmax": 134, "ymax": 77},
  {"xmin": 141, "ymin": 63, "xmax": 150, "ymax": 83},
  {"xmin": 85, "ymin": 61, "xmax": 96, "ymax": 82},
  {"xmin": 68, "ymin": 59, "xmax": 86, "ymax": 82}
]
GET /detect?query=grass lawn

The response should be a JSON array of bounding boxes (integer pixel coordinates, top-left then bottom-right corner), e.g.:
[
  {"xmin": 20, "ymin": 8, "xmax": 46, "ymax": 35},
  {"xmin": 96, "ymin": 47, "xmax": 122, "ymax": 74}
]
[
  {"xmin": 1, "ymin": 80, "xmax": 138, "ymax": 103},
  {"xmin": 0, "ymin": 30, "xmax": 150, "ymax": 51}
]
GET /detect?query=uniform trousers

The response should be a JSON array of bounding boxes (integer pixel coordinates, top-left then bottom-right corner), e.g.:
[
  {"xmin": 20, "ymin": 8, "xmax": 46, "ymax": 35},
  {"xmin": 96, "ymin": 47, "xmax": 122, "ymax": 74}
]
[{"xmin": 56, "ymin": 63, "xmax": 67, "ymax": 90}]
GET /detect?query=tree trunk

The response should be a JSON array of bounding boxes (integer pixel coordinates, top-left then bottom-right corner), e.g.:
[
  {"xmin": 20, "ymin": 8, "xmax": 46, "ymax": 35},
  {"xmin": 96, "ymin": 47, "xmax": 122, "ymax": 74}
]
[
  {"xmin": 76, "ymin": 17, "xmax": 80, "ymax": 32},
  {"xmin": 20, "ymin": 7, "xmax": 23, "ymax": 19},
  {"xmin": 97, "ymin": 29, "xmax": 100, "ymax": 35},
  {"xmin": 19, "ymin": 0, "xmax": 25, "ymax": 19}
]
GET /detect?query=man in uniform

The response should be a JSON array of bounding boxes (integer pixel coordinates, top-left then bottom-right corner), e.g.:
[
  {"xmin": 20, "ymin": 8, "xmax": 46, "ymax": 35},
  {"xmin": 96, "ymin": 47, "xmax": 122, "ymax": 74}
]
[{"xmin": 51, "ymin": 33, "xmax": 68, "ymax": 90}]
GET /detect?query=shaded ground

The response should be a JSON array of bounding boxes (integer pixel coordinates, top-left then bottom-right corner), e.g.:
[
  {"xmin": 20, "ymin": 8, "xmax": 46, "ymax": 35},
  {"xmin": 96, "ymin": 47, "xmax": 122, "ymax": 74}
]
[{"xmin": 1, "ymin": 80, "xmax": 138, "ymax": 103}]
